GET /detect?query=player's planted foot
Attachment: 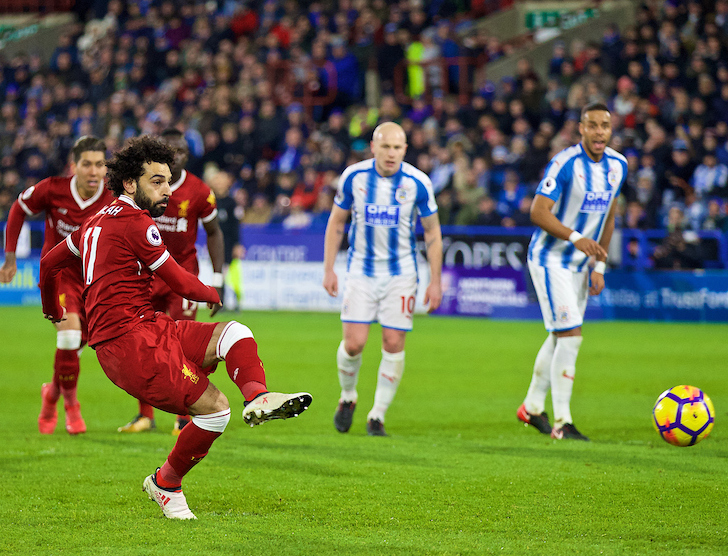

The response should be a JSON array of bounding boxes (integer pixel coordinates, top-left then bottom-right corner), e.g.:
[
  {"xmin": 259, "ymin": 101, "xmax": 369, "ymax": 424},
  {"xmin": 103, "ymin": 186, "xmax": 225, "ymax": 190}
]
[
  {"xmin": 334, "ymin": 400, "xmax": 356, "ymax": 433},
  {"xmin": 38, "ymin": 383, "xmax": 58, "ymax": 434},
  {"xmin": 242, "ymin": 392, "xmax": 312, "ymax": 426},
  {"xmin": 172, "ymin": 416, "xmax": 190, "ymax": 437},
  {"xmin": 366, "ymin": 418, "xmax": 388, "ymax": 437},
  {"xmin": 64, "ymin": 402, "xmax": 86, "ymax": 435},
  {"xmin": 551, "ymin": 423, "xmax": 590, "ymax": 441},
  {"xmin": 118, "ymin": 414, "xmax": 156, "ymax": 433},
  {"xmin": 517, "ymin": 403, "xmax": 552, "ymax": 434},
  {"xmin": 142, "ymin": 469, "xmax": 197, "ymax": 520}
]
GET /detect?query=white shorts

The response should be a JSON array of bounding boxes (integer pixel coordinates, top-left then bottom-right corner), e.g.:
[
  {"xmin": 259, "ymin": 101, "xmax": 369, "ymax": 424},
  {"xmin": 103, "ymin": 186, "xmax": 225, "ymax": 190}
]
[
  {"xmin": 528, "ymin": 260, "xmax": 588, "ymax": 332},
  {"xmin": 341, "ymin": 273, "xmax": 418, "ymax": 331}
]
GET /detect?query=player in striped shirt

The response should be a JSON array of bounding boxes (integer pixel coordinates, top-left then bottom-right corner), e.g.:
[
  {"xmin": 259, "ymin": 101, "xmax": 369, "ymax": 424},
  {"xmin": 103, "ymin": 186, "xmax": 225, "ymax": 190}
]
[
  {"xmin": 518, "ymin": 102, "xmax": 627, "ymax": 441},
  {"xmin": 323, "ymin": 122, "xmax": 443, "ymax": 436}
]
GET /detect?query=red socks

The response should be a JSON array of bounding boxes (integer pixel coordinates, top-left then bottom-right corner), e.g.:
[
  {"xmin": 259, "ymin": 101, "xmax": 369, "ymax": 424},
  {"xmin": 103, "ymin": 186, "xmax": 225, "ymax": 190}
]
[
  {"xmin": 137, "ymin": 401, "xmax": 155, "ymax": 419},
  {"xmin": 54, "ymin": 349, "xmax": 79, "ymax": 404},
  {"xmin": 225, "ymin": 338, "xmax": 268, "ymax": 401},
  {"xmin": 157, "ymin": 421, "xmax": 221, "ymax": 489}
]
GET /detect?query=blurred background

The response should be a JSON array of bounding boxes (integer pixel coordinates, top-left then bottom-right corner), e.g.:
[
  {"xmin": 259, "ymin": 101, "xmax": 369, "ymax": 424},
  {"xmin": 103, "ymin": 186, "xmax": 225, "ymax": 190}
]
[{"xmin": 1, "ymin": 0, "xmax": 727, "ymax": 322}]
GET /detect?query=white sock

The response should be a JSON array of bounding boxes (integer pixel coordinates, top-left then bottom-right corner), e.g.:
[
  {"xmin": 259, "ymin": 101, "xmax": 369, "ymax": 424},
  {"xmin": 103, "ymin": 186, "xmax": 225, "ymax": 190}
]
[
  {"xmin": 337, "ymin": 340, "xmax": 362, "ymax": 402},
  {"xmin": 367, "ymin": 350, "xmax": 405, "ymax": 423},
  {"xmin": 524, "ymin": 334, "xmax": 557, "ymax": 415},
  {"xmin": 551, "ymin": 336, "xmax": 583, "ymax": 427}
]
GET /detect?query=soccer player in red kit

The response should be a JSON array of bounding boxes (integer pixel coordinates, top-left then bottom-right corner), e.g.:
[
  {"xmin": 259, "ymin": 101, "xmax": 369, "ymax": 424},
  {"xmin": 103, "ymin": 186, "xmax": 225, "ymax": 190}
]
[
  {"xmin": 39, "ymin": 136, "xmax": 311, "ymax": 520},
  {"xmin": 118, "ymin": 128, "xmax": 226, "ymax": 436},
  {"xmin": 0, "ymin": 136, "xmax": 113, "ymax": 435}
]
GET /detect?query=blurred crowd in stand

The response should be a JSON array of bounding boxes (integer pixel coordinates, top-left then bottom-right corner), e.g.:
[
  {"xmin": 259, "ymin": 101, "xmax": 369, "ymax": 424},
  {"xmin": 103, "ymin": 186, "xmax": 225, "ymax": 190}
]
[{"xmin": 0, "ymin": 0, "xmax": 727, "ymax": 269}]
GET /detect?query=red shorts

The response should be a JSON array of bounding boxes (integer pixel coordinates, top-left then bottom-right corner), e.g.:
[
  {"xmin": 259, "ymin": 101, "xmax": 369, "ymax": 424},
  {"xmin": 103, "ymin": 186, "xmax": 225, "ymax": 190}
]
[
  {"xmin": 59, "ymin": 267, "xmax": 88, "ymax": 342},
  {"xmin": 95, "ymin": 313, "xmax": 218, "ymax": 414},
  {"xmin": 151, "ymin": 275, "xmax": 198, "ymax": 321}
]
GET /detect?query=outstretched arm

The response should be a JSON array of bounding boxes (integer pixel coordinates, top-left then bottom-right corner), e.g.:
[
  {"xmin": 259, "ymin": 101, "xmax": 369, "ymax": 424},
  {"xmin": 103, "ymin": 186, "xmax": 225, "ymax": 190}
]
[
  {"xmin": 0, "ymin": 202, "xmax": 28, "ymax": 283},
  {"xmin": 322, "ymin": 205, "xmax": 350, "ymax": 297},
  {"xmin": 420, "ymin": 213, "xmax": 443, "ymax": 313},
  {"xmin": 39, "ymin": 238, "xmax": 79, "ymax": 322},
  {"xmin": 155, "ymin": 254, "xmax": 221, "ymax": 308}
]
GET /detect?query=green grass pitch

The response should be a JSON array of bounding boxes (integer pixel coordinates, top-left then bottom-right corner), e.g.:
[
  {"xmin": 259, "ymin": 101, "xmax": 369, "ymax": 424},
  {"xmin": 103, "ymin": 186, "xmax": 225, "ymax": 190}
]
[{"xmin": 1, "ymin": 306, "xmax": 727, "ymax": 555}]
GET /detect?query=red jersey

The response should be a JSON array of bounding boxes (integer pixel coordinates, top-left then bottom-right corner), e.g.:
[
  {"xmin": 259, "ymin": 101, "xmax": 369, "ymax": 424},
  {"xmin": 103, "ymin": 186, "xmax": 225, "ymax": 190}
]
[
  {"xmin": 40, "ymin": 195, "xmax": 219, "ymax": 348},
  {"xmin": 14, "ymin": 176, "xmax": 114, "ymax": 256},
  {"xmin": 152, "ymin": 170, "xmax": 217, "ymax": 273}
]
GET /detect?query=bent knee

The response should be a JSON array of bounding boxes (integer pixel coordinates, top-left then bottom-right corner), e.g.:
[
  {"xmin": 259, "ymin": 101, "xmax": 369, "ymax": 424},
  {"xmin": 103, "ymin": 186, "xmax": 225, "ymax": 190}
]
[
  {"xmin": 343, "ymin": 340, "xmax": 365, "ymax": 356},
  {"xmin": 212, "ymin": 390, "xmax": 230, "ymax": 412}
]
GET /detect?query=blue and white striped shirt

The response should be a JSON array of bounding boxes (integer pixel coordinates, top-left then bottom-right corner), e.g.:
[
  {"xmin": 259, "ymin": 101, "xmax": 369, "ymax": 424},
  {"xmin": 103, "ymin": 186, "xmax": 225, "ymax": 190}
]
[
  {"xmin": 528, "ymin": 144, "xmax": 627, "ymax": 272},
  {"xmin": 334, "ymin": 159, "xmax": 438, "ymax": 277}
]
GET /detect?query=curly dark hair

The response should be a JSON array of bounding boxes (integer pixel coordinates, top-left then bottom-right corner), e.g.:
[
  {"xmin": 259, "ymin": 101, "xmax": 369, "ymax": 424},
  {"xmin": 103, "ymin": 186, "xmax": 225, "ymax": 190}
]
[{"xmin": 105, "ymin": 136, "xmax": 176, "ymax": 197}]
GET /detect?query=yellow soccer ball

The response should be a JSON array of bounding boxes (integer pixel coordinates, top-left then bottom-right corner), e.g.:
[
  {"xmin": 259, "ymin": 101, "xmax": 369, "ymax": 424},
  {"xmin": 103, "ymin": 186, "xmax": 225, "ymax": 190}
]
[{"xmin": 653, "ymin": 385, "xmax": 715, "ymax": 447}]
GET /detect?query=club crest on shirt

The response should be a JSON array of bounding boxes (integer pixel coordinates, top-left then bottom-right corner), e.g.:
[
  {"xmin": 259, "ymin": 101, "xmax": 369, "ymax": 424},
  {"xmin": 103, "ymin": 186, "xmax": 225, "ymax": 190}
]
[
  {"xmin": 395, "ymin": 187, "xmax": 408, "ymax": 204},
  {"xmin": 146, "ymin": 224, "xmax": 163, "ymax": 246},
  {"xmin": 607, "ymin": 170, "xmax": 619, "ymax": 187},
  {"xmin": 178, "ymin": 199, "xmax": 190, "ymax": 217},
  {"xmin": 579, "ymin": 191, "xmax": 612, "ymax": 213}
]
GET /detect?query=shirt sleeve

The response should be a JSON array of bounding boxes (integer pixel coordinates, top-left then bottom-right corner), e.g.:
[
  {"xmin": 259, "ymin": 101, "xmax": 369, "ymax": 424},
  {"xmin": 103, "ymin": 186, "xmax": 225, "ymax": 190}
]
[
  {"xmin": 3, "ymin": 202, "xmax": 27, "ymax": 253},
  {"xmin": 39, "ymin": 232, "xmax": 82, "ymax": 320},
  {"xmin": 535, "ymin": 159, "xmax": 570, "ymax": 202},
  {"xmin": 414, "ymin": 173, "xmax": 438, "ymax": 217},
  {"xmin": 125, "ymin": 215, "xmax": 172, "ymax": 271},
  {"xmin": 16, "ymin": 178, "xmax": 51, "ymax": 216},
  {"xmin": 155, "ymin": 255, "xmax": 220, "ymax": 305},
  {"xmin": 334, "ymin": 166, "xmax": 356, "ymax": 210},
  {"xmin": 199, "ymin": 185, "xmax": 218, "ymax": 223}
]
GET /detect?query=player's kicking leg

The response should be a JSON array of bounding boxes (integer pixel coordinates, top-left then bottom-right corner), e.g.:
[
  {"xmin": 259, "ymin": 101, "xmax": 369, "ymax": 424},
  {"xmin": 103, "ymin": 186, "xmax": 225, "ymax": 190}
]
[{"xmin": 208, "ymin": 321, "xmax": 312, "ymax": 426}]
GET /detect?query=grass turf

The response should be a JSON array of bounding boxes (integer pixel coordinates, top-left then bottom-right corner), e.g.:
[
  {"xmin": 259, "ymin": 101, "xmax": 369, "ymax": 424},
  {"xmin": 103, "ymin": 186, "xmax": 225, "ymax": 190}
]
[{"xmin": 1, "ymin": 306, "xmax": 727, "ymax": 555}]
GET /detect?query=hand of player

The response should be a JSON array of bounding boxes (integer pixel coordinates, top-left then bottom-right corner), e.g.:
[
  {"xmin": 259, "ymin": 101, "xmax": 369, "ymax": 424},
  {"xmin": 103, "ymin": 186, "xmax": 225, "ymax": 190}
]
[
  {"xmin": 589, "ymin": 270, "xmax": 605, "ymax": 296},
  {"xmin": 208, "ymin": 286, "xmax": 225, "ymax": 316},
  {"xmin": 323, "ymin": 269, "xmax": 338, "ymax": 297},
  {"xmin": 424, "ymin": 282, "xmax": 442, "ymax": 313},
  {"xmin": 573, "ymin": 237, "xmax": 607, "ymax": 259},
  {"xmin": 44, "ymin": 306, "xmax": 67, "ymax": 324},
  {"xmin": 0, "ymin": 254, "xmax": 17, "ymax": 283}
]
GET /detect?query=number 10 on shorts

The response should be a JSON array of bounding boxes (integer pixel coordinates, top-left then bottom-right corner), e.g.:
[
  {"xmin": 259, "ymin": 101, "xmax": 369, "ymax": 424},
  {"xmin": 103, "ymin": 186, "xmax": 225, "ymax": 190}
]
[{"xmin": 401, "ymin": 295, "xmax": 415, "ymax": 314}]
